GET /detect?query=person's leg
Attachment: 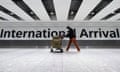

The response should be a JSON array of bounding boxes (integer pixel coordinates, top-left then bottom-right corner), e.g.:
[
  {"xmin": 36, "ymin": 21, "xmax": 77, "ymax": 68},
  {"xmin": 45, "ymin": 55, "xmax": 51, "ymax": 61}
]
[
  {"xmin": 72, "ymin": 38, "xmax": 80, "ymax": 52},
  {"xmin": 66, "ymin": 39, "xmax": 72, "ymax": 51}
]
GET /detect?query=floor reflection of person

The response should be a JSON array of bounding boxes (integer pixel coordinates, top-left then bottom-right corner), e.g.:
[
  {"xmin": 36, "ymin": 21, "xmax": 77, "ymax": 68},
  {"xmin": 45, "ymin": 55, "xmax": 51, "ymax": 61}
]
[{"xmin": 65, "ymin": 26, "xmax": 80, "ymax": 52}]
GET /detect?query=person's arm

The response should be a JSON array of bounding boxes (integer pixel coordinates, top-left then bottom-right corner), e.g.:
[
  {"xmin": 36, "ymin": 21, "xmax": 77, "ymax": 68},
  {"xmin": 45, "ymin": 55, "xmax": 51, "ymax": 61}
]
[{"xmin": 64, "ymin": 30, "xmax": 69, "ymax": 37}]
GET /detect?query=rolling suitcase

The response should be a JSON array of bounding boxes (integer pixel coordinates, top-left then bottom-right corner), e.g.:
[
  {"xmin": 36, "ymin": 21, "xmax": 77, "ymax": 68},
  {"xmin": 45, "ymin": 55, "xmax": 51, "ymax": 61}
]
[{"xmin": 50, "ymin": 36, "xmax": 63, "ymax": 53}]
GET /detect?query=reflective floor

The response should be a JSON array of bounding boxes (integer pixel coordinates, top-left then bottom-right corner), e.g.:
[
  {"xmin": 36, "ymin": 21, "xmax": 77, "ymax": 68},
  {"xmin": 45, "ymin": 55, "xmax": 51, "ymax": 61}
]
[{"xmin": 0, "ymin": 48, "xmax": 120, "ymax": 72}]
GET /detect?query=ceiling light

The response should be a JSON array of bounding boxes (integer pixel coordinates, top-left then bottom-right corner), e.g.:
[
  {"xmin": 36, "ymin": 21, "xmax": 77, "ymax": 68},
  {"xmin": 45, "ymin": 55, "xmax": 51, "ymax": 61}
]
[
  {"xmin": 68, "ymin": 0, "xmax": 83, "ymax": 20},
  {"xmin": 101, "ymin": 8, "xmax": 120, "ymax": 20},
  {"xmin": 0, "ymin": 16, "xmax": 8, "ymax": 21},
  {"xmin": 12, "ymin": 0, "xmax": 40, "ymax": 20},
  {"xmin": 84, "ymin": 0, "xmax": 113, "ymax": 20},
  {"xmin": 41, "ymin": 0, "xmax": 57, "ymax": 20},
  {"xmin": 0, "ymin": 5, "xmax": 23, "ymax": 20}
]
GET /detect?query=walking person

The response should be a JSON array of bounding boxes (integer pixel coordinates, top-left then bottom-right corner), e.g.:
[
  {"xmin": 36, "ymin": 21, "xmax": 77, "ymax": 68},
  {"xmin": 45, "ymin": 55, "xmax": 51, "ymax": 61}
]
[{"xmin": 65, "ymin": 26, "xmax": 80, "ymax": 52}]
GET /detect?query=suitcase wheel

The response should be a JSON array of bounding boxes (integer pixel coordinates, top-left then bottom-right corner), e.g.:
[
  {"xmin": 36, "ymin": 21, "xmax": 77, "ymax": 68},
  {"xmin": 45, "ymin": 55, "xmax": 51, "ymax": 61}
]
[
  {"xmin": 51, "ymin": 49, "xmax": 53, "ymax": 52},
  {"xmin": 60, "ymin": 49, "xmax": 63, "ymax": 53}
]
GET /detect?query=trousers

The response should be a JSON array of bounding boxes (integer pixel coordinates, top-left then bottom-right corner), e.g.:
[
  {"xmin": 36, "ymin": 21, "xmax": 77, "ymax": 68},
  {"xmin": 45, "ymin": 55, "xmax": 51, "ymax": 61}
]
[{"xmin": 66, "ymin": 38, "xmax": 80, "ymax": 52}]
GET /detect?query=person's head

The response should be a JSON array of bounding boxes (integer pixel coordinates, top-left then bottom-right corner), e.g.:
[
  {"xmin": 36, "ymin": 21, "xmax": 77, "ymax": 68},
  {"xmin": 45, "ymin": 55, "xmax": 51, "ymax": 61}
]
[{"xmin": 66, "ymin": 26, "xmax": 71, "ymax": 29}]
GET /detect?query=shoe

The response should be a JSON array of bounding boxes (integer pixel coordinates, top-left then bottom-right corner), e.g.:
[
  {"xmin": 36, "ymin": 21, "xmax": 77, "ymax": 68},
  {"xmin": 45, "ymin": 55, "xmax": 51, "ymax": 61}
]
[
  {"xmin": 66, "ymin": 48, "xmax": 69, "ymax": 52},
  {"xmin": 78, "ymin": 49, "xmax": 80, "ymax": 52},
  {"xmin": 66, "ymin": 49, "xmax": 69, "ymax": 52}
]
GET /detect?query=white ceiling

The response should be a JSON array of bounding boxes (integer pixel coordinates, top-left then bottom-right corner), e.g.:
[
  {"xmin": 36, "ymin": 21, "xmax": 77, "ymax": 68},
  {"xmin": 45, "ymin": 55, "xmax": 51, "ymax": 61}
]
[{"xmin": 0, "ymin": 0, "xmax": 120, "ymax": 22}]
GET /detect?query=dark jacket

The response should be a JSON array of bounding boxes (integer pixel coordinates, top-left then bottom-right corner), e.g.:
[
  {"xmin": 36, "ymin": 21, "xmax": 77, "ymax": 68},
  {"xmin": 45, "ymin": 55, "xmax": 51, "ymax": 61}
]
[{"xmin": 66, "ymin": 27, "xmax": 76, "ymax": 39}]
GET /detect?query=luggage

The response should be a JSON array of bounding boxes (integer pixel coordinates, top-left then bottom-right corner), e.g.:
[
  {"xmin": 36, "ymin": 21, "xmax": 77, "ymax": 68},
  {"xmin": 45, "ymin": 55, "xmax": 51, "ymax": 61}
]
[{"xmin": 50, "ymin": 36, "xmax": 63, "ymax": 53}]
